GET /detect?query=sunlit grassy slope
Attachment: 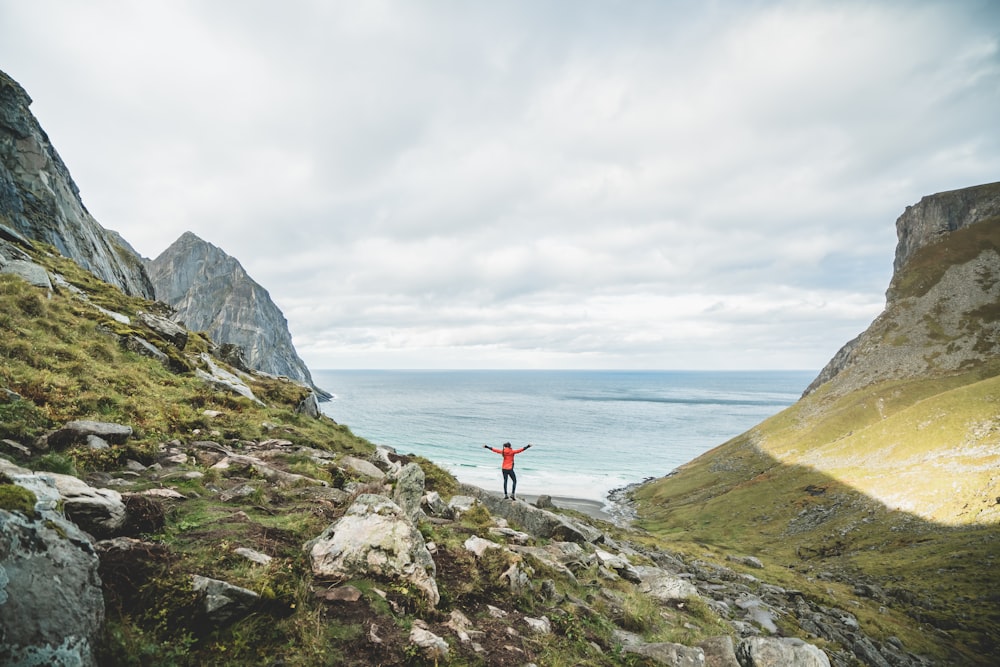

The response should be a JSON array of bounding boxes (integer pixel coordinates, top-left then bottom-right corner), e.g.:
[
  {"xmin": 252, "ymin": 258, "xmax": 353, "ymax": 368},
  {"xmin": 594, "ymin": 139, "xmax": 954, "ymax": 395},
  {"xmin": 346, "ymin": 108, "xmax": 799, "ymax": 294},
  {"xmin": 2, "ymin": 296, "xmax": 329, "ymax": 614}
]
[{"xmin": 633, "ymin": 217, "xmax": 1000, "ymax": 663}]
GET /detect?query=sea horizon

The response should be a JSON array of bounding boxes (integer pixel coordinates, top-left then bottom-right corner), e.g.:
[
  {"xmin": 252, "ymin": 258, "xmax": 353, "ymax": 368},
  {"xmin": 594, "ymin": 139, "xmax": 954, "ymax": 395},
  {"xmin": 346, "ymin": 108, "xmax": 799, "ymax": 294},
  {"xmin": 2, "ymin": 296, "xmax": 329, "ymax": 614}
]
[{"xmin": 314, "ymin": 369, "xmax": 815, "ymax": 507}]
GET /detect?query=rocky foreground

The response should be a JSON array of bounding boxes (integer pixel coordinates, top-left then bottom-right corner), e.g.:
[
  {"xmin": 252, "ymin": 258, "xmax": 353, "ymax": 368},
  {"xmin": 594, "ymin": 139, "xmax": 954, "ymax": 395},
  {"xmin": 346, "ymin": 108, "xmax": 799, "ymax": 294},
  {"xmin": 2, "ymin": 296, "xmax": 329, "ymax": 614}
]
[{"xmin": 1, "ymin": 417, "xmax": 932, "ymax": 666}]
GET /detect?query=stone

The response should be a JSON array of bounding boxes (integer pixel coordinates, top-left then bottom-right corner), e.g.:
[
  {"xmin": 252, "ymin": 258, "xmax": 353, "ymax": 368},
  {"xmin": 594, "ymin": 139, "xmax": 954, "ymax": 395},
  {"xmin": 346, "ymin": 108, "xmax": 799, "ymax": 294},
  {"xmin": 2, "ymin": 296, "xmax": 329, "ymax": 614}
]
[
  {"xmin": 447, "ymin": 495, "xmax": 478, "ymax": 517},
  {"xmin": 304, "ymin": 494, "xmax": 439, "ymax": 608},
  {"xmin": 633, "ymin": 565, "xmax": 699, "ymax": 602},
  {"xmin": 623, "ymin": 640, "xmax": 706, "ymax": 666},
  {"xmin": 727, "ymin": 554, "xmax": 764, "ymax": 569},
  {"xmin": 422, "ymin": 490, "xmax": 454, "ymax": 519},
  {"xmin": 736, "ymin": 637, "xmax": 831, "ymax": 667},
  {"xmin": 409, "ymin": 622, "xmax": 449, "ymax": 661},
  {"xmin": 464, "ymin": 535, "xmax": 504, "ymax": 557},
  {"xmin": 0, "ymin": 460, "xmax": 127, "ymax": 539},
  {"xmin": 501, "ymin": 562, "xmax": 531, "ymax": 595},
  {"xmin": 314, "ymin": 585, "xmax": 362, "ymax": 602},
  {"xmin": 195, "ymin": 354, "xmax": 263, "ymax": 405},
  {"xmin": 340, "ymin": 455, "xmax": 386, "ymax": 480},
  {"xmin": 0, "ymin": 509, "xmax": 104, "ymax": 667},
  {"xmin": 0, "ymin": 438, "xmax": 31, "ymax": 458},
  {"xmin": 700, "ymin": 635, "xmax": 740, "ymax": 667},
  {"xmin": 489, "ymin": 526, "xmax": 532, "ymax": 544},
  {"xmin": 191, "ymin": 575, "xmax": 260, "ymax": 627},
  {"xmin": 392, "ymin": 461, "xmax": 426, "ymax": 522},
  {"xmin": 234, "ymin": 547, "xmax": 272, "ymax": 565},
  {"xmin": 46, "ymin": 420, "xmax": 133, "ymax": 449},
  {"xmin": 594, "ymin": 547, "xmax": 642, "ymax": 583},
  {"xmin": 524, "ymin": 615, "xmax": 551, "ymax": 634},
  {"xmin": 121, "ymin": 334, "xmax": 170, "ymax": 365},
  {"xmin": 138, "ymin": 488, "xmax": 186, "ymax": 500},
  {"xmin": 735, "ymin": 594, "xmax": 779, "ymax": 634},
  {"xmin": 211, "ymin": 453, "xmax": 326, "ymax": 488},
  {"xmin": 458, "ymin": 483, "xmax": 602, "ymax": 543},
  {"xmin": 85, "ymin": 435, "xmax": 109, "ymax": 450},
  {"xmin": 296, "ymin": 392, "xmax": 321, "ymax": 418},
  {"xmin": 136, "ymin": 310, "xmax": 188, "ymax": 349},
  {"xmin": 1, "ymin": 258, "xmax": 50, "ymax": 291}
]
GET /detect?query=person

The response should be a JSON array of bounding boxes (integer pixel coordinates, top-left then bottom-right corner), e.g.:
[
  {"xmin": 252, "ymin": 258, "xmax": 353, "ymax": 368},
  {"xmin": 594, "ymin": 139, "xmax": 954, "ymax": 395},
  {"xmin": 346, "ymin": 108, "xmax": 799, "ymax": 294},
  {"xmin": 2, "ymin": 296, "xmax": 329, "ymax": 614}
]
[{"xmin": 483, "ymin": 441, "xmax": 532, "ymax": 500}]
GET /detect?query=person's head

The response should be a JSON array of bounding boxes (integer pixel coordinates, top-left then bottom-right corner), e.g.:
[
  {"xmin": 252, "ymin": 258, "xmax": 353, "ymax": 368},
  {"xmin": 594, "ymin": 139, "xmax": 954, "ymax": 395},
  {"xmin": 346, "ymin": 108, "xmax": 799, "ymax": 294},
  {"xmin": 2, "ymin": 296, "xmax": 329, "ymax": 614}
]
[{"xmin": 503, "ymin": 442, "xmax": 511, "ymax": 449}]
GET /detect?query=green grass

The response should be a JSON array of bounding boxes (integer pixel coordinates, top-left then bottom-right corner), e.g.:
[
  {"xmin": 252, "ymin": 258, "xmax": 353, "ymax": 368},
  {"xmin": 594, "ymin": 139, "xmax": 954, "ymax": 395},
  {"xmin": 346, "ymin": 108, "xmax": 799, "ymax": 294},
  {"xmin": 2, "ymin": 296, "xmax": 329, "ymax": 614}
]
[{"xmin": 633, "ymin": 365, "xmax": 1000, "ymax": 664}]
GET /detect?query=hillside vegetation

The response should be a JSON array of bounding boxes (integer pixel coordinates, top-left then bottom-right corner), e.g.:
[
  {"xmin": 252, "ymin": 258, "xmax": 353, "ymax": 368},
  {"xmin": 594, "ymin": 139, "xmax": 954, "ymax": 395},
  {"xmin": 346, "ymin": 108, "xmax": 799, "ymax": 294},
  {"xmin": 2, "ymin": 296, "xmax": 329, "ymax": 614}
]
[
  {"xmin": 0, "ymin": 243, "xmax": 754, "ymax": 666},
  {"xmin": 634, "ymin": 216, "xmax": 1000, "ymax": 664}
]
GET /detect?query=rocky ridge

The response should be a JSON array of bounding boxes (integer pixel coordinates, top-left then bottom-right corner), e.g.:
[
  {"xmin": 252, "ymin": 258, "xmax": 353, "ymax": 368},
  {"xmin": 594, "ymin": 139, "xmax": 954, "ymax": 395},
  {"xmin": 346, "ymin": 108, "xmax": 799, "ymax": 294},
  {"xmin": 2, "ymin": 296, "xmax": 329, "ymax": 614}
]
[
  {"xmin": 804, "ymin": 181, "xmax": 1000, "ymax": 397},
  {"xmin": 1, "ymin": 68, "xmax": 324, "ymax": 401},
  {"xmin": 146, "ymin": 230, "xmax": 326, "ymax": 397},
  {"xmin": 0, "ymin": 69, "xmax": 153, "ymax": 300}
]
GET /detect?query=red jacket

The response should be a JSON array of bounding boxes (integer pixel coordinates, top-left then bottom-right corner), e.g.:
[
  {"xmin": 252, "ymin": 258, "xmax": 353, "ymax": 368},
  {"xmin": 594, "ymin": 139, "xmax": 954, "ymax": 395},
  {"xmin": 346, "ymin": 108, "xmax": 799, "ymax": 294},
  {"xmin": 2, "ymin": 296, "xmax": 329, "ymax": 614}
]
[{"xmin": 489, "ymin": 446, "xmax": 527, "ymax": 470}]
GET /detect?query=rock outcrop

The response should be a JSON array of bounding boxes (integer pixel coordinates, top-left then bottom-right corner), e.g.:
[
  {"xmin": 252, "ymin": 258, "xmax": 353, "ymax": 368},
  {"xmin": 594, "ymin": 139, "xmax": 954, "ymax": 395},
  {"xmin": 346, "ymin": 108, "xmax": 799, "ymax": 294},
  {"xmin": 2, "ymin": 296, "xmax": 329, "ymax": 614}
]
[
  {"xmin": 304, "ymin": 493, "xmax": 440, "ymax": 608},
  {"xmin": 147, "ymin": 231, "xmax": 324, "ymax": 395},
  {"xmin": 805, "ymin": 181, "xmax": 1000, "ymax": 396},
  {"xmin": 0, "ymin": 464, "xmax": 111, "ymax": 667},
  {"xmin": 0, "ymin": 69, "xmax": 154, "ymax": 299}
]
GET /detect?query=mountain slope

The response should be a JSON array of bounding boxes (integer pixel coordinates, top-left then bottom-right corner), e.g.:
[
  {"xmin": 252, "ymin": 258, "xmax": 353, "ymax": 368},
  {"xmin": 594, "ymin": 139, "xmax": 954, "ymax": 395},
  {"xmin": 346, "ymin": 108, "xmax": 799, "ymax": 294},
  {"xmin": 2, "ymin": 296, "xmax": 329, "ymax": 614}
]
[
  {"xmin": 147, "ymin": 231, "xmax": 324, "ymax": 395},
  {"xmin": 634, "ymin": 182, "xmax": 1000, "ymax": 664},
  {"xmin": 0, "ymin": 69, "xmax": 153, "ymax": 299},
  {"xmin": 805, "ymin": 181, "xmax": 1000, "ymax": 397}
]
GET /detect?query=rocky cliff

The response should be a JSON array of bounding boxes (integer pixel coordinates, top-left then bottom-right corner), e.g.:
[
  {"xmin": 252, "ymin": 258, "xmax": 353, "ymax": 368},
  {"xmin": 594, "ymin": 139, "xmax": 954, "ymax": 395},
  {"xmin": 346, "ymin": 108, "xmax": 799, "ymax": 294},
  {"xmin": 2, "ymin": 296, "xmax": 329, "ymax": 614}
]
[
  {"xmin": 635, "ymin": 181, "xmax": 1000, "ymax": 665},
  {"xmin": 804, "ymin": 181, "xmax": 1000, "ymax": 396},
  {"xmin": 147, "ymin": 231, "xmax": 322, "ymax": 394},
  {"xmin": 0, "ymin": 69, "xmax": 153, "ymax": 299}
]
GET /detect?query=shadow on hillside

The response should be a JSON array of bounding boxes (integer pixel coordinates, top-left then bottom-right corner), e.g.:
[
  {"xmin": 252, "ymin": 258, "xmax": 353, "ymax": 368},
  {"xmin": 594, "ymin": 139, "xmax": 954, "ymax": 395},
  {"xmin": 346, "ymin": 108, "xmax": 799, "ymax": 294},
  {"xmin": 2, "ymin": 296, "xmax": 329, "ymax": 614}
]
[{"xmin": 634, "ymin": 447, "xmax": 1000, "ymax": 663}]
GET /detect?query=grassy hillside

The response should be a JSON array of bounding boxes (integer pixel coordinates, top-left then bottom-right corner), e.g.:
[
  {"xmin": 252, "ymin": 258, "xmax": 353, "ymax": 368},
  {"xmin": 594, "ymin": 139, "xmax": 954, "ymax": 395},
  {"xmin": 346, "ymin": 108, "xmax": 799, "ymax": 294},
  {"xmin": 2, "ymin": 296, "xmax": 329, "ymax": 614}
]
[
  {"xmin": 1, "ymin": 245, "xmax": 744, "ymax": 666},
  {"xmin": 633, "ymin": 218, "xmax": 1000, "ymax": 664}
]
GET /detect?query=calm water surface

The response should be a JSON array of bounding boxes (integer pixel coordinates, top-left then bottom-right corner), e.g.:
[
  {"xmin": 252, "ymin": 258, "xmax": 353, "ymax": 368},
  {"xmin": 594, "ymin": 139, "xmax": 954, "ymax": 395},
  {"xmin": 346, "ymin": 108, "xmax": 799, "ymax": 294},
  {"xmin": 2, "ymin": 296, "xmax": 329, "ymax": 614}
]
[{"xmin": 313, "ymin": 370, "xmax": 813, "ymax": 506}]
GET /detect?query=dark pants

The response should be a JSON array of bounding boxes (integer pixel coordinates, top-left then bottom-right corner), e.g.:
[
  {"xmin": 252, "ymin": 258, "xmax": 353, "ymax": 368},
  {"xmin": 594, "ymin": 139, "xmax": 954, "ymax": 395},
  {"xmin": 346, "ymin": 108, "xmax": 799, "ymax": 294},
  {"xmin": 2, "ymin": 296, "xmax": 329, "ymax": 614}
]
[{"xmin": 502, "ymin": 469, "xmax": 517, "ymax": 496}]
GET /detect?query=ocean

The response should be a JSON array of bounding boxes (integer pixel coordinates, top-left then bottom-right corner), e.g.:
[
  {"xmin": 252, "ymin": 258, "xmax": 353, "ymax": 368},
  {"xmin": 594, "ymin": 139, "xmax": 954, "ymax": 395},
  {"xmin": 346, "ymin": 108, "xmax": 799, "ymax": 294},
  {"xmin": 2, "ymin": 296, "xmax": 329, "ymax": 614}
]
[{"xmin": 312, "ymin": 370, "xmax": 813, "ymax": 508}]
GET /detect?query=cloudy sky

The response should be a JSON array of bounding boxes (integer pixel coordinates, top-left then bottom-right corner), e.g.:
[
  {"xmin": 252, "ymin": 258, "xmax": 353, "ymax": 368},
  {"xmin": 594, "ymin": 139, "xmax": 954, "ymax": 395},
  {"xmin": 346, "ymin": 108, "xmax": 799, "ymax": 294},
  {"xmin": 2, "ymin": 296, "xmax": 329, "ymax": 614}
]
[{"xmin": 2, "ymin": 1, "xmax": 998, "ymax": 371}]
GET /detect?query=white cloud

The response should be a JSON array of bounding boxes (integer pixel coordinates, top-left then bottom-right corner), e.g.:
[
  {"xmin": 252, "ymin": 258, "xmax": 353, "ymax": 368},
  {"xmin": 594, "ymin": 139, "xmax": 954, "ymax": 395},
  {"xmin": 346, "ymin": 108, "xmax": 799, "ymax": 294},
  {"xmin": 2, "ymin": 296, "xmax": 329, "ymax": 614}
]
[{"xmin": 1, "ymin": 0, "xmax": 997, "ymax": 370}]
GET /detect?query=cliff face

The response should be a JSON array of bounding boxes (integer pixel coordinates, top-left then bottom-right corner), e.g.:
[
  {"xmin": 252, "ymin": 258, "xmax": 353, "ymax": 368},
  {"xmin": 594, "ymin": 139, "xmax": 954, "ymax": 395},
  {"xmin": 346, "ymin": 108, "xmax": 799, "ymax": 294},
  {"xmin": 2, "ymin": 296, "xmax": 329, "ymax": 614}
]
[
  {"xmin": 0, "ymin": 70, "xmax": 153, "ymax": 299},
  {"xmin": 147, "ymin": 232, "xmax": 319, "ymax": 391},
  {"xmin": 805, "ymin": 181, "xmax": 1000, "ymax": 396}
]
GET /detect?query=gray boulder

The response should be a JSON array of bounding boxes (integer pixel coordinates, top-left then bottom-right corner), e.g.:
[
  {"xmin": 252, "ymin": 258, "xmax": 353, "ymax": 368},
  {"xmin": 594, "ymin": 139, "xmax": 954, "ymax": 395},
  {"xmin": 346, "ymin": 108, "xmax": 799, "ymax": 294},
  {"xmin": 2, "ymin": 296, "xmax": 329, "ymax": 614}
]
[
  {"xmin": 136, "ymin": 310, "xmax": 188, "ymax": 349},
  {"xmin": 0, "ymin": 509, "xmax": 104, "ymax": 667},
  {"xmin": 632, "ymin": 564, "xmax": 699, "ymax": 603},
  {"xmin": 458, "ymin": 483, "xmax": 602, "ymax": 543},
  {"xmin": 304, "ymin": 494, "xmax": 439, "ymax": 608},
  {"xmin": 51, "ymin": 473, "xmax": 127, "ymax": 538},
  {"xmin": 191, "ymin": 574, "xmax": 260, "ymax": 627},
  {"xmin": 340, "ymin": 455, "xmax": 386, "ymax": 480},
  {"xmin": 421, "ymin": 490, "xmax": 454, "ymax": 519},
  {"xmin": 45, "ymin": 419, "xmax": 133, "ymax": 449},
  {"xmin": 392, "ymin": 462, "xmax": 426, "ymax": 522},
  {"xmin": 0, "ymin": 459, "xmax": 126, "ymax": 538},
  {"xmin": 700, "ymin": 636, "xmax": 740, "ymax": 667},
  {"xmin": 736, "ymin": 637, "xmax": 831, "ymax": 667},
  {"xmin": 624, "ymin": 641, "xmax": 706, "ymax": 666},
  {"xmin": 195, "ymin": 353, "xmax": 263, "ymax": 405},
  {"xmin": 120, "ymin": 334, "xmax": 170, "ymax": 366},
  {"xmin": 0, "ymin": 258, "xmax": 50, "ymax": 291},
  {"xmin": 409, "ymin": 621, "xmax": 449, "ymax": 661}
]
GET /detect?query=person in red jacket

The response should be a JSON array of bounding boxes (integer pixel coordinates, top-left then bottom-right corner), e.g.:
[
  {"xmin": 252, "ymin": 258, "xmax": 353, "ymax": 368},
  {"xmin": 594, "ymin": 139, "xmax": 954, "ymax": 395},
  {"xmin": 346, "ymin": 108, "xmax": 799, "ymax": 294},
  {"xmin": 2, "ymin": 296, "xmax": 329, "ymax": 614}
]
[{"xmin": 483, "ymin": 442, "xmax": 533, "ymax": 500}]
